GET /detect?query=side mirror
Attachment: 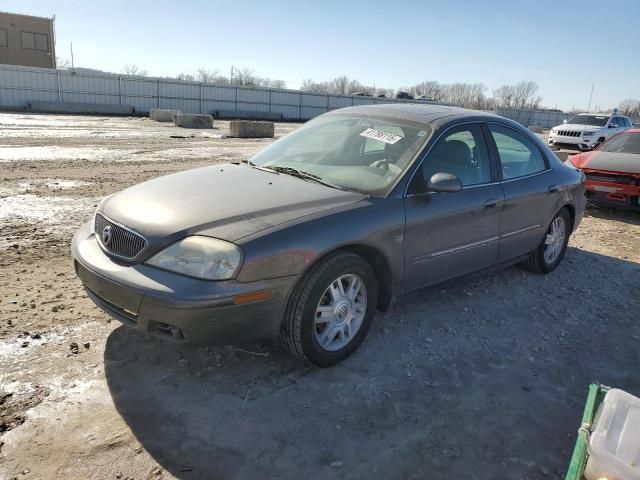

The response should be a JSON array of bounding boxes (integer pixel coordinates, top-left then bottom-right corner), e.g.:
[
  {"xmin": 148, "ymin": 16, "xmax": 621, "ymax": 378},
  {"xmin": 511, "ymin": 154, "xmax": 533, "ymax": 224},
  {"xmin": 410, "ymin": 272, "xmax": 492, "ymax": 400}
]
[
  {"xmin": 562, "ymin": 119, "xmax": 567, "ymax": 124},
  {"xmin": 609, "ymin": 123, "xmax": 618, "ymax": 129},
  {"xmin": 427, "ymin": 173, "xmax": 463, "ymax": 193}
]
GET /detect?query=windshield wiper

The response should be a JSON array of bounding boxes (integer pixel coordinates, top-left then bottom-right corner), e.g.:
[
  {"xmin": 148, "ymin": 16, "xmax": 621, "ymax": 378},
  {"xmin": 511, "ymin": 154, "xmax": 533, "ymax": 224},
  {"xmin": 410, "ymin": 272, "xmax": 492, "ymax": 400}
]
[
  {"xmin": 263, "ymin": 166, "xmax": 346, "ymax": 190},
  {"xmin": 242, "ymin": 159, "xmax": 280, "ymax": 174}
]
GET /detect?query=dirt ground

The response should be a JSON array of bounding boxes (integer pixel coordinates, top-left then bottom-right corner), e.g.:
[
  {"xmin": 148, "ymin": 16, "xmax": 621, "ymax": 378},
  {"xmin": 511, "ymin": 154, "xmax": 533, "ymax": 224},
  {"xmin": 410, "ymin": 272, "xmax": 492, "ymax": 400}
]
[{"xmin": 1, "ymin": 113, "xmax": 639, "ymax": 480}]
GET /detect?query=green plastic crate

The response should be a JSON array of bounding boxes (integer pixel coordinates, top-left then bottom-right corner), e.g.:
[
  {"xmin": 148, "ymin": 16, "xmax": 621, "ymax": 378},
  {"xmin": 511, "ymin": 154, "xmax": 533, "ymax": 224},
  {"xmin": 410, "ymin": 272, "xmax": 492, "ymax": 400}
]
[{"xmin": 565, "ymin": 384, "xmax": 610, "ymax": 480}]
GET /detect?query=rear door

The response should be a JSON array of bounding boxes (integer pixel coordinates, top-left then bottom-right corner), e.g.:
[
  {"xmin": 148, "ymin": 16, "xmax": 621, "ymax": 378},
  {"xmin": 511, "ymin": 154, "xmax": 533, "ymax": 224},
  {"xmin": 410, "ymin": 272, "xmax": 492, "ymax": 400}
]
[
  {"xmin": 403, "ymin": 123, "xmax": 503, "ymax": 289},
  {"xmin": 485, "ymin": 123, "xmax": 559, "ymax": 261}
]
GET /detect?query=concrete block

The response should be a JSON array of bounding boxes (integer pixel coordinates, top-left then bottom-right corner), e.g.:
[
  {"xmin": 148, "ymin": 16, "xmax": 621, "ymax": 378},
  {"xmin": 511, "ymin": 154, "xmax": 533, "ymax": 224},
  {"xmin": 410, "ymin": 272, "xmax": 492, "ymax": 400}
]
[
  {"xmin": 174, "ymin": 113, "xmax": 214, "ymax": 129},
  {"xmin": 27, "ymin": 101, "xmax": 134, "ymax": 115},
  {"xmin": 150, "ymin": 108, "xmax": 181, "ymax": 122},
  {"xmin": 228, "ymin": 120, "xmax": 275, "ymax": 138}
]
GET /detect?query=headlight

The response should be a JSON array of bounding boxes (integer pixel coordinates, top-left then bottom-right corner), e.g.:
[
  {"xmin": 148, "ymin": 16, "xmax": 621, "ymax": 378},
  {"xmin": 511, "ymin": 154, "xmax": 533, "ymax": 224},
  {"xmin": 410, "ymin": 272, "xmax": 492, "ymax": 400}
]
[
  {"xmin": 147, "ymin": 236, "xmax": 243, "ymax": 280},
  {"xmin": 551, "ymin": 128, "xmax": 558, "ymax": 134},
  {"xmin": 583, "ymin": 131, "xmax": 595, "ymax": 136}
]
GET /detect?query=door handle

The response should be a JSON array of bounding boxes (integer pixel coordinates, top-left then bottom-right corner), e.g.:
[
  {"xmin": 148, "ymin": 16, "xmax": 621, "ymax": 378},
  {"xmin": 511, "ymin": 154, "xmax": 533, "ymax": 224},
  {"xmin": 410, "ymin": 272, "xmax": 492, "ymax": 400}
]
[
  {"xmin": 548, "ymin": 185, "xmax": 559, "ymax": 194},
  {"xmin": 482, "ymin": 199, "xmax": 499, "ymax": 210}
]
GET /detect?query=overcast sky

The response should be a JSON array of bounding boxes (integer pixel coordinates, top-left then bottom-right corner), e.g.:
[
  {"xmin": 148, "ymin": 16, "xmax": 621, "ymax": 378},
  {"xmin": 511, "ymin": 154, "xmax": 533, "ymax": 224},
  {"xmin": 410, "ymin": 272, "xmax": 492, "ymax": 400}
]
[{"xmin": 4, "ymin": 0, "xmax": 639, "ymax": 111}]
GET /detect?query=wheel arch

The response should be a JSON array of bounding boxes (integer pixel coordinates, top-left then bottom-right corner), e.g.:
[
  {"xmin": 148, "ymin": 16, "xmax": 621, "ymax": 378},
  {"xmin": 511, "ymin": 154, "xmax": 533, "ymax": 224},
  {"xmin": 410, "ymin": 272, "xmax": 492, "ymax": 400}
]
[
  {"xmin": 561, "ymin": 203, "xmax": 576, "ymax": 231},
  {"xmin": 298, "ymin": 244, "xmax": 394, "ymax": 312}
]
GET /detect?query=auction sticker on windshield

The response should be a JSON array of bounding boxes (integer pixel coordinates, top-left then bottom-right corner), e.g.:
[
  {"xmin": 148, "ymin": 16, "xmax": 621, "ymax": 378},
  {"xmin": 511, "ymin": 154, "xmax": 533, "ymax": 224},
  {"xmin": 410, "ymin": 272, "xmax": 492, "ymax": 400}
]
[{"xmin": 360, "ymin": 128, "xmax": 403, "ymax": 144}]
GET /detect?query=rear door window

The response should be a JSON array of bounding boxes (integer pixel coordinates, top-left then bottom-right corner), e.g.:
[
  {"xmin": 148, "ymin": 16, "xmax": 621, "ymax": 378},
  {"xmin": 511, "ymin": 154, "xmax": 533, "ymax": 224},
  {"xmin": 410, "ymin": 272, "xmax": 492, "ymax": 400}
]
[{"xmin": 488, "ymin": 124, "xmax": 547, "ymax": 180}]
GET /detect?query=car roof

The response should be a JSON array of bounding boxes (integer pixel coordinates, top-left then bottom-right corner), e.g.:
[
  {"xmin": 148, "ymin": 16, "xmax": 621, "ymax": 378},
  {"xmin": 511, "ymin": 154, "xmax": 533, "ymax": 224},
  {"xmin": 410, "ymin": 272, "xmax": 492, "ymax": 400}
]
[
  {"xmin": 572, "ymin": 112, "xmax": 629, "ymax": 118},
  {"xmin": 334, "ymin": 103, "xmax": 502, "ymax": 127}
]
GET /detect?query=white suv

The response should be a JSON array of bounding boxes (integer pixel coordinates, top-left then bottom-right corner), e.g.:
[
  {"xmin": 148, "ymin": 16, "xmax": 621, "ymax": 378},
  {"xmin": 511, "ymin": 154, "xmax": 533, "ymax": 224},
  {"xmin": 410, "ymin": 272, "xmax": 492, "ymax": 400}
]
[{"xmin": 548, "ymin": 113, "xmax": 632, "ymax": 151}]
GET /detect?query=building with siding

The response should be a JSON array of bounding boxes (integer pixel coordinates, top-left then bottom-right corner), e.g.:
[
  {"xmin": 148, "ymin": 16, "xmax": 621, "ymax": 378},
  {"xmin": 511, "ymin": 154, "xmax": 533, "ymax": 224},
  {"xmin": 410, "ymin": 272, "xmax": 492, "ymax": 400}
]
[{"xmin": 0, "ymin": 11, "xmax": 56, "ymax": 69}]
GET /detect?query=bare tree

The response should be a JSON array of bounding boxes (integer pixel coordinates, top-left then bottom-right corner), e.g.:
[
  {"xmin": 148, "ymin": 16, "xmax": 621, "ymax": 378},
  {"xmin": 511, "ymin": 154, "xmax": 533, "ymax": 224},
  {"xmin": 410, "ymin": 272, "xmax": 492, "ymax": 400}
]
[
  {"xmin": 56, "ymin": 57, "xmax": 72, "ymax": 69},
  {"xmin": 410, "ymin": 81, "xmax": 443, "ymax": 101},
  {"xmin": 230, "ymin": 67, "xmax": 257, "ymax": 86},
  {"xmin": 177, "ymin": 72, "xmax": 195, "ymax": 82},
  {"xmin": 197, "ymin": 68, "xmax": 222, "ymax": 83},
  {"xmin": 374, "ymin": 87, "xmax": 395, "ymax": 98},
  {"xmin": 331, "ymin": 76, "xmax": 351, "ymax": 96},
  {"xmin": 301, "ymin": 76, "xmax": 374, "ymax": 96},
  {"xmin": 256, "ymin": 77, "xmax": 287, "ymax": 89},
  {"xmin": 619, "ymin": 98, "xmax": 640, "ymax": 117},
  {"xmin": 122, "ymin": 64, "xmax": 148, "ymax": 76},
  {"xmin": 492, "ymin": 82, "xmax": 541, "ymax": 109}
]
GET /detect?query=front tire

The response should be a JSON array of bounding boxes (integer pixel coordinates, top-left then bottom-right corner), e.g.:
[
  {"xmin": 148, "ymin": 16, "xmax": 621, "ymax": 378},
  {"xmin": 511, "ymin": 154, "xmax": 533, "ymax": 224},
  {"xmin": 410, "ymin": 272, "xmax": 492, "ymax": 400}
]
[
  {"xmin": 592, "ymin": 137, "xmax": 606, "ymax": 150},
  {"xmin": 522, "ymin": 208, "xmax": 571, "ymax": 274},
  {"xmin": 280, "ymin": 251, "xmax": 378, "ymax": 367}
]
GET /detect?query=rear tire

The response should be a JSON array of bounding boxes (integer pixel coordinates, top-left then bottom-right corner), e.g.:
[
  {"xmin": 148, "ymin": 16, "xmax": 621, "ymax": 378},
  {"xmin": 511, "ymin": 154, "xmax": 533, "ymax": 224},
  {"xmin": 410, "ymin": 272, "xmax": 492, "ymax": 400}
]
[
  {"xmin": 522, "ymin": 208, "xmax": 571, "ymax": 274},
  {"xmin": 280, "ymin": 251, "xmax": 378, "ymax": 367}
]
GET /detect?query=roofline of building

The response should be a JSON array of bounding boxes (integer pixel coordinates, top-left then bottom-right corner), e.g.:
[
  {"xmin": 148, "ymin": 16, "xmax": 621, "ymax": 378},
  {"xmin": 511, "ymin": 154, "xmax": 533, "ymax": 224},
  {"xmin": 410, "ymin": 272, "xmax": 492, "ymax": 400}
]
[{"xmin": 0, "ymin": 11, "xmax": 54, "ymax": 22}]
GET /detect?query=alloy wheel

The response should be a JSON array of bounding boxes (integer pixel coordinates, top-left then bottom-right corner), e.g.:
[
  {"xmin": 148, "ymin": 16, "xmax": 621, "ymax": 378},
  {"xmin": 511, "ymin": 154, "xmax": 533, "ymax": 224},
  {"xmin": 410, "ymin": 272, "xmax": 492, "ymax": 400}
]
[
  {"xmin": 314, "ymin": 274, "xmax": 367, "ymax": 351},
  {"xmin": 544, "ymin": 216, "xmax": 566, "ymax": 264}
]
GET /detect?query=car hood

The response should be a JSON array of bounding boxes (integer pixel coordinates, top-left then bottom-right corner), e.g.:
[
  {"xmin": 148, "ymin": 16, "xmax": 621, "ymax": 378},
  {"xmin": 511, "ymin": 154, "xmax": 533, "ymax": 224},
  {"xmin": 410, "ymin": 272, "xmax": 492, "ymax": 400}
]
[
  {"xmin": 99, "ymin": 163, "xmax": 367, "ymax": 245},
  {"xmin": 571, "ymin": 151, "xmax": 640, "ymax": 174},
  {"xmin": 556, "ymin": 123, "xmax": 602, "ymax": 131}
]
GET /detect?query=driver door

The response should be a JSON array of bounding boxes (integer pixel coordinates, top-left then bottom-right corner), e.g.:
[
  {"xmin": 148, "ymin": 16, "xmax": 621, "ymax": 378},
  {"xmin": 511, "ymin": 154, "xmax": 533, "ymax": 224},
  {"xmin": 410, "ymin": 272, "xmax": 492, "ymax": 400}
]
[{"xmin": 403, "ymin": 123, "xmax": 503, "ymax": 290}]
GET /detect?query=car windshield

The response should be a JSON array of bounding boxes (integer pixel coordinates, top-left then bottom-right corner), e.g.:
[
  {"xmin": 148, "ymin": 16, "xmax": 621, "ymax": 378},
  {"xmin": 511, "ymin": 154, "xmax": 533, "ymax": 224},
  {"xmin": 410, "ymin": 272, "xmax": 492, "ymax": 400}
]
[
  {"xmin": 598, "ymin": 132, "xmax": 640, "ymax": 154},
  {"xmin": 567, "ymin": 115, "xmax": 608, "ymax": 127},
  {"xmin": 248, "ymin": 113, "xmax": 432, "ymax": 196}
]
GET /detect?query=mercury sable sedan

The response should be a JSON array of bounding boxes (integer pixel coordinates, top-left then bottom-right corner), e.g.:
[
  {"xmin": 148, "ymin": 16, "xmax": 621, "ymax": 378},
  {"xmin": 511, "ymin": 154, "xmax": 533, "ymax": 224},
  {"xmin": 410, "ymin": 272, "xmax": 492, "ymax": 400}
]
[{"xmin": 72, "ymin": 104, "xmax": 586, "ymax": 366}]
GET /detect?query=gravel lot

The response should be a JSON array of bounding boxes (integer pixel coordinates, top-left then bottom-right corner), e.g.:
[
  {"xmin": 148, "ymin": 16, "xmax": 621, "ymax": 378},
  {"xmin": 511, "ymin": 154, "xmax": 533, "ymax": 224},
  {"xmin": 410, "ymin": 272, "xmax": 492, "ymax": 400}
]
[{"xmin": 1, "ymin": 113, "xmax": 639, "ymax": 480}]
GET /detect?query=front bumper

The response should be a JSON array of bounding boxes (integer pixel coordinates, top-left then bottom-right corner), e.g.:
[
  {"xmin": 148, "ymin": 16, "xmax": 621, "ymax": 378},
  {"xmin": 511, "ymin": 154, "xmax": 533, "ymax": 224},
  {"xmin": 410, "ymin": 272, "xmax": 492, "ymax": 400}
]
[
  {"xmin": 585, "ymin": 180, "xmax": 640, "ymax": 210},
  {"xmin": 548, "ymin": 134, "xmax": 598, "ymax": 151},
  {"xmin": 71, "ymin": 222, "xmax": 299, "ymax": 344}
]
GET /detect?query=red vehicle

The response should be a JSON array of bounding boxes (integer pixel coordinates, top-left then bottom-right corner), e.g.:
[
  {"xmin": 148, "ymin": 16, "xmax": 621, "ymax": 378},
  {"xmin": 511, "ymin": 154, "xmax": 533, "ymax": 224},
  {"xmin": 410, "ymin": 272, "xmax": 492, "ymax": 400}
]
[{"xmin": 568, "ymin": 129, "xmax": 640, "ymax": 209}]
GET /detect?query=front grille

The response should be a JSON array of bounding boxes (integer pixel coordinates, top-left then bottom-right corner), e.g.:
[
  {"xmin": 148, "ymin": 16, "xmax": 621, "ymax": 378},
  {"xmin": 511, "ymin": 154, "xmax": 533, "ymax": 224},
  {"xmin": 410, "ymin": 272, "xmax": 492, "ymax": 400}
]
[
  {"xmin": 585, "ymin": 173, "xmax": 636, "ymax": 185},
  {"xmin": 94, "ymin": 213, "xmax": 147, "ymax": 259},
  {"xmin": 558, "ymin": 130, "xmax": 581, "ymax": 137}
]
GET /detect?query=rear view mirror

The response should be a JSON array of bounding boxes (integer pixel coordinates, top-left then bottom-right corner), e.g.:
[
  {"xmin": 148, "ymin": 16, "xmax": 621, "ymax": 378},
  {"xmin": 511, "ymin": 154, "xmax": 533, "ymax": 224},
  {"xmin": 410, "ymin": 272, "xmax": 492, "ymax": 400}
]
[{"xmin": 427, "ymin": 173, "xmax": 462, "ymax": 193}]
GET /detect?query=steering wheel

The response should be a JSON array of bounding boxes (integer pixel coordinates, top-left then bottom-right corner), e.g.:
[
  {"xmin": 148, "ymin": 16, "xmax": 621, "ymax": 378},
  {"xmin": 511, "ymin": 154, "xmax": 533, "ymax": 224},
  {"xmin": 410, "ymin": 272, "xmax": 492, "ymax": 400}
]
[
  {"xmin": 370, "ymin": 159, "xmax": 402, "ymax": 176},
  {"xmin": 369, "ymin": 159, "xmax": 390, "ymax": 170}
]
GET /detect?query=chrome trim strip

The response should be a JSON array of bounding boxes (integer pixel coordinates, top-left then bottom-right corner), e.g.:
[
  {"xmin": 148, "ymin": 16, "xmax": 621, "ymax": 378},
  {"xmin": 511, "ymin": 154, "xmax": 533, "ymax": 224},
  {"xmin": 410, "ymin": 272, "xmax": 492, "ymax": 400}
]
[
  {"xmin": 95, "ymin": 212, "xmax": 148, "ymax": 261},
  {"xmin": 500, "ymin": 224, "xmax": 542, "ymax": 239},
  {"xmin": 405, "ymin": 181, "xmax": 501, "ymax": 198},
  {"xmin": 500, "ymin": 169, "xmax": 551, "ymax": 184},
  {"xmin": 410, "ymin": 236, "xmax": 499, "ymax": 263}
]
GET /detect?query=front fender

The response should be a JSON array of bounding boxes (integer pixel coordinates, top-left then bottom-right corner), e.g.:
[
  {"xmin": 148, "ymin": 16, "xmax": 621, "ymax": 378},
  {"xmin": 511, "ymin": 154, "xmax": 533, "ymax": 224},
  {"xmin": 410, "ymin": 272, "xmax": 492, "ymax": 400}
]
[{"xmin": 235, "ymin": 198, "xmax": 406, "ymax": 285}]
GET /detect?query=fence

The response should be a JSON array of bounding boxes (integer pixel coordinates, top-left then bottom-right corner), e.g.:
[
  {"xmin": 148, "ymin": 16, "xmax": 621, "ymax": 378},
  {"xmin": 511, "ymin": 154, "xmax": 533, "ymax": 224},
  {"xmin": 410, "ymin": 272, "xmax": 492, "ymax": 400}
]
[
  {"xmin": 0, "ymin": 64, "xmax": 454, "ymax": 121},
  {"xmin": 0, "ymin": 64, "xmax": 577, "ymax": 127},
  {"xmin": 495, "ymin": 107, "xmax": 569, "ymax": 129}
]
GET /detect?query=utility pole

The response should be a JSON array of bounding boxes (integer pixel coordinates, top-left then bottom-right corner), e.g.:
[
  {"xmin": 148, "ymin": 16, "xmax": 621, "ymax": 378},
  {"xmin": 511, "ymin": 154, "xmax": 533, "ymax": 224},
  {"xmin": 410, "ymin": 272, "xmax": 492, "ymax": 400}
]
[
  {"xmin": 587, "ymin": 83, "xmax": 595, "ymax": 112},
  {"xmin": 230, "ymin": 65, "xmax": 233, "ymax": 84},
  {"xmin": 70, "ymin": 41, "xmax": 74, "ymax": 69}
]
